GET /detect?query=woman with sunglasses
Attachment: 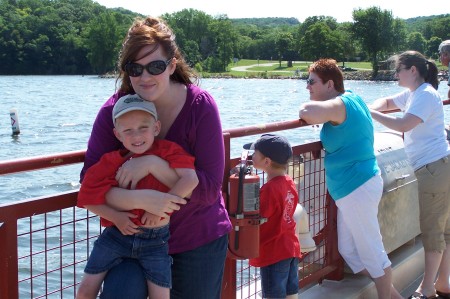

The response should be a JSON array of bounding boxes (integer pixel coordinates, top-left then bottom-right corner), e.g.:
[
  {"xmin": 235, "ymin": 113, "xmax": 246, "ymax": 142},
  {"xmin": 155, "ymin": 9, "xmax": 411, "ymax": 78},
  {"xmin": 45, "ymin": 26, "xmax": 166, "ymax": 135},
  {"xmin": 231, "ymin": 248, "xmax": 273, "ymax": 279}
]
[
  {"xmin": 299, "ymin": 58, "xmax": 402, "ymax": 299},
  {"xmin": 80, "ymin": 16, "xmax": 232, "ymax": 299},
  {"xmin": 370, "ymin": 51, "xmax": 450, "ymax": 299}
]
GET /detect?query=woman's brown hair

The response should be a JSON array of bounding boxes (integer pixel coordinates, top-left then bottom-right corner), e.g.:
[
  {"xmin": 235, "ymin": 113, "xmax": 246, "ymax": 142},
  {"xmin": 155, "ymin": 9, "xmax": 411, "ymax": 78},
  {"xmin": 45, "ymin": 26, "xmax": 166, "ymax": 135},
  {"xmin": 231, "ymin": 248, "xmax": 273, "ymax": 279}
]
[
  {"xmin": 117, "ymin": 16, "xmax": 199, "ymax": 94},
  {"xmin": 395, "ymin": 50, "xmax": 439, "ymax": 90}
]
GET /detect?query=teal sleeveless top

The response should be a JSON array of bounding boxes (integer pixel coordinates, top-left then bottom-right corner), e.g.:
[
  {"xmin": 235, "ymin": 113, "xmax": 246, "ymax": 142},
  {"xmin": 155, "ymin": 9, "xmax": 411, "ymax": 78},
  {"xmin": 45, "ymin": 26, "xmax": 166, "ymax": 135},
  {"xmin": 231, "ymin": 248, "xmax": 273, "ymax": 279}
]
[{"xmin": 320, "ymin": 90, "xmax": 379, "ymax": 200}]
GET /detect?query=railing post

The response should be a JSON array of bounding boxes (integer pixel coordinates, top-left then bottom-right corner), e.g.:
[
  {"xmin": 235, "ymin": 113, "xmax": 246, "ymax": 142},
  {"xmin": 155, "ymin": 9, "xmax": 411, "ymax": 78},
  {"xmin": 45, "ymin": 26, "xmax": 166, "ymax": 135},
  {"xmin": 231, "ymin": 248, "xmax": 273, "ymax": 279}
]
[
  {"xmin": 323, "ymin": 193, "xmax": 345, "ymax": 281},
  {"xmin": 221, "ymin": 132, "xmax": 237, "ymax": 299},
  {"xmin": 0, "ymin": 220, "xmax": 19, "ymax": 299},
  {"xmin": 222, "ymin": 257, "xmax": 237, "ymax": 299}
]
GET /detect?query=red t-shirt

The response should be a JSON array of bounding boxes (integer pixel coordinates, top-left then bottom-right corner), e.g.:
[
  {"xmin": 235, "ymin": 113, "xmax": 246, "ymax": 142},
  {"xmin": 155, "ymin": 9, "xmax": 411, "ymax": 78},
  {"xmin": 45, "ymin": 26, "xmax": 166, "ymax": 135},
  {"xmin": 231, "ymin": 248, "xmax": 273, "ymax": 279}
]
[
  {"xmin": 77, "ymin": 139, "xmax": 195, "ymax": 227},
  {"xmin": 249, "ymin": 175, "xmax": 301, "ymax": 267}
]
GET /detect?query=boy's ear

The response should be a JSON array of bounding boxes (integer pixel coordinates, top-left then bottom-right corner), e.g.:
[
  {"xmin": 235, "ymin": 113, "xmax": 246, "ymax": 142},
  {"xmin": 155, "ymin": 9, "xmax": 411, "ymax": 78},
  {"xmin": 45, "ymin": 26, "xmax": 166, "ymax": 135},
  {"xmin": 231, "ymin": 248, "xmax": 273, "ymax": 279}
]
[
  {"xmin": 113, "ymin": 128, "xmax": 123, "ymax": 142},
  {"xmin": 153, "ymin": 120, "xmax": 162, "ymax": 136}
]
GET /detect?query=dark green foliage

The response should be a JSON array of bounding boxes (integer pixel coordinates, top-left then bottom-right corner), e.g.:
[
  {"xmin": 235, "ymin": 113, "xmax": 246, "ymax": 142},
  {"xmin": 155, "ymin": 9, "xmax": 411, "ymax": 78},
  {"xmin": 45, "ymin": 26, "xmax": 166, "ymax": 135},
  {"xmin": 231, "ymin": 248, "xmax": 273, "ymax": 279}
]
[
  {"xmin": 231, "ymin": 17, "xmax": 300, "ymax": 27},
  {"xmin": 0, "ymin": 0, "xmax": 448, "ymax": 75}
]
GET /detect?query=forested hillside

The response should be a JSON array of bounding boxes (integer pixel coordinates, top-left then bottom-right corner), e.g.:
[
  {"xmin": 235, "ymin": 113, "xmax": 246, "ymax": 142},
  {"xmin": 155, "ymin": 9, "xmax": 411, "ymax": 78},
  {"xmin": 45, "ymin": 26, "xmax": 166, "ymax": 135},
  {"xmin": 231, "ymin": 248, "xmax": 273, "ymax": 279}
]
[{"xmin": 0, "ymin": 0, "xmax": 448, "ymax": 75}]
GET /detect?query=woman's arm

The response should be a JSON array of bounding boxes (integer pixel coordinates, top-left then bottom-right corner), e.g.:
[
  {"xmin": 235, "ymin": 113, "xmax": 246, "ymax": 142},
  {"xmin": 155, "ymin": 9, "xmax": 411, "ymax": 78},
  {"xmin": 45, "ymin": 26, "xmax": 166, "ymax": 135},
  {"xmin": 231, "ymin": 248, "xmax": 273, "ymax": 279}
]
[
  {"xmin": 170, "ymin": 168, "xmax": 199, "ymax": 198},
  {"xmin": 299, "ymin": 98, "xmax": 346, "ymax": 125},
  {"xmin": 368, "ymin": 97, "xmax": 398, "ymax": 112},
  {"xmin": 370, "ymin": 110, "xmax": 422, "ymax": 132},
  {"xmin": 183, "ymin": 92, "xmax": 225, "ymax": 207},
  {"xmin": 106, "ymin": 188, "xmax": 186, "ymax": 217}
]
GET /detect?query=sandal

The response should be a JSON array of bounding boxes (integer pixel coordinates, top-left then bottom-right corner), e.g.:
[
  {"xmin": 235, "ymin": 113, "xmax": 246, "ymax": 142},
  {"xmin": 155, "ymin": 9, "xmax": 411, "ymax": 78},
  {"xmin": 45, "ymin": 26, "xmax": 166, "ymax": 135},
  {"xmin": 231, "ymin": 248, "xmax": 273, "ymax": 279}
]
[
  {"xmin": 436, "ymin": 290, "xmax": 450, "ymax": 299},
  {"xmin": 408, "ymin": 292, "xmax": 436, "ymax": 299}
]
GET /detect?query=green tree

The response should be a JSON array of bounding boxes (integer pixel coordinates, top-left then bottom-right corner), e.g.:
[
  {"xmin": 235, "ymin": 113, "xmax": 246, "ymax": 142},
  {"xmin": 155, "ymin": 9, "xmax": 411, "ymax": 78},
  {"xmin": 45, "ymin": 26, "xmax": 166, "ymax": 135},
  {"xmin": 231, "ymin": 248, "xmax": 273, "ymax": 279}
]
[
  {"xmin": 297, "ymin": 15, "xmax": 339, "ymax": 36},
  {"xmin": 407, "ymin": 32, "xmax": 426, "ymax": 53},
  {"xmin": 0, "ymin": 0, "xmax": 23, "ymax": 74},
  {"xmin": 182, "ymin": 40, "xmax": 202, "ymax": 67},
  {"xmin": 336, "ymin": 22, "xmax": 358, "ymax": 62},
  {"xmin": 296, "ymin": 16, "xmax": 345, "ymax": 61},
  {"xmin": 206, "ymin": 16, "xmax": 237, "ymax": 72},
  {"xmin": 164, "ymin": 9, "xmax": 213, "ymax": 66},
  {"xmin": 426, "ymin": 36, "xmax": 443, "ymax": 59},
  {"xmin": 299, "ymin": 22, "xmax": 343, "ymax": 61},
  {"xmin": 275, "ymin": 31, "xmax": 294, "ymax": 67},
  {"xmin": 421, "ymin": 16, "xmax": 450, "ymax": 40},
  {"xmin": 352, "ymin": 7, "xmax": 395, "ymax": 75},
  {"xmin": 84, "ymin": 11, "xmax": 121, "ymax": 74},
  {"xmin": 391, "ymin": 19, "xmax": 408, "ymax": 54}
]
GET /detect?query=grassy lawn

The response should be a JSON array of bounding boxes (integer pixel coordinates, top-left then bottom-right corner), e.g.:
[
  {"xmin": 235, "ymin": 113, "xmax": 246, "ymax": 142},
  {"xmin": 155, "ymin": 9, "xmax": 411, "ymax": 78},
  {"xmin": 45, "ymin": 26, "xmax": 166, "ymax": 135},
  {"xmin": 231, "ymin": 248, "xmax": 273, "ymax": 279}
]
[
  {"xmin": 204, "ymin": 60, "xmax": 373, "ymax": 78},
  {"xmin": 232, "ymin": 60, "xmax": 372, "ymax": 71},
  {"xmin": 203, "ymin": 59, "xmax": 446, "ymax": 78}
]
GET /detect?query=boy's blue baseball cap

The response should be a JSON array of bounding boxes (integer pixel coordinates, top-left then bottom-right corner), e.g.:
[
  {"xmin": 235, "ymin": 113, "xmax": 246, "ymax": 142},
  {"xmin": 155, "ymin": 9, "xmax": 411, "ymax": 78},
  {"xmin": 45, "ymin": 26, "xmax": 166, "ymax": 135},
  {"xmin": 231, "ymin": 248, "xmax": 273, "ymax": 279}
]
[{"xmin": 243, "ymin": 134, "xmax": 292, "ymax": 164}]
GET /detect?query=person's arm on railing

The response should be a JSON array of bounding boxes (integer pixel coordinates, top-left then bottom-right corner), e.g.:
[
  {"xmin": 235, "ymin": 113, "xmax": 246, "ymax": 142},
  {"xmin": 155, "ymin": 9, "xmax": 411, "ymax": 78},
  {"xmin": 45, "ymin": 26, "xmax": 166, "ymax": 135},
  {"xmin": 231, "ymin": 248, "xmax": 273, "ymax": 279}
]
[
  {"xmin": 369, "ymin": 94, "xmax": 422, "ymax": 133},
  {"xmin": 370, "ymin": 109, "xmax": 422, "ymax": 133},
  {"xmin": 368, "ymin": 96, "xmax": 398, "ymax": 112}
]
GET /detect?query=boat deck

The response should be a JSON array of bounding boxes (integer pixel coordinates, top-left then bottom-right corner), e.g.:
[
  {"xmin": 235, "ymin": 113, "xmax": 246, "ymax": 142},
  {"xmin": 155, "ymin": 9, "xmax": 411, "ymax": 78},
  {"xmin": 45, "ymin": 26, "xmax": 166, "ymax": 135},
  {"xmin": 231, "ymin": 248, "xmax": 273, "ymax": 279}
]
[
  {"xmin": 239, "ymin": 236, "xmax": 424, "ymax": 298},
  {"xmin": 299, "ymin": 237, "xmax": 424, "ymax": 299}
]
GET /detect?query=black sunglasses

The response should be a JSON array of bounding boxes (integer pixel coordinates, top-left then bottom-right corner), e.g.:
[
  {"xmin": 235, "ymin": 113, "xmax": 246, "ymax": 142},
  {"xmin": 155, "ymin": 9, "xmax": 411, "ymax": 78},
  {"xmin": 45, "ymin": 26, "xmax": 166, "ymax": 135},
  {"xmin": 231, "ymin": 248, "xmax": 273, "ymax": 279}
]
[
  {"xmin": 395, "ymin": 66, "xmax": 409, "ymax": 74},
  {"xmin": 124, "ymin": 58, "xmax": 172, "ymax": 77},
  {"xmin": 306, "ymin": 78, "xmax": 316, "ymax": 85}
]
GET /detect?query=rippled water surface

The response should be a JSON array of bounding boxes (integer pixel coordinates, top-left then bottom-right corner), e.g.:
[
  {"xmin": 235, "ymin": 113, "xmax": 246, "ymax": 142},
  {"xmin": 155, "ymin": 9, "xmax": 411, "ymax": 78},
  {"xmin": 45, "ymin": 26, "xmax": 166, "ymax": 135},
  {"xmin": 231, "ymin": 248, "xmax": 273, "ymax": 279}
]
[{"xmin": 1, "ymin": 76, "xmax": 449, "ymax": 203}]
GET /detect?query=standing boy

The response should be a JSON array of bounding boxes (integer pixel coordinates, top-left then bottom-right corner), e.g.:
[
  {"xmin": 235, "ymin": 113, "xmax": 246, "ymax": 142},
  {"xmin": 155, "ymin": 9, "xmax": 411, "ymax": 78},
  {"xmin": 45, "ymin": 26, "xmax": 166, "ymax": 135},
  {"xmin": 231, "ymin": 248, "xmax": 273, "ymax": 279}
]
[
  {"xmin": 244, "ymin": 134, "xmax": 301, "ymax": 299},
  {"xmin": 76, "ymin": 94, "xmax": 198, "ymax": 299}
]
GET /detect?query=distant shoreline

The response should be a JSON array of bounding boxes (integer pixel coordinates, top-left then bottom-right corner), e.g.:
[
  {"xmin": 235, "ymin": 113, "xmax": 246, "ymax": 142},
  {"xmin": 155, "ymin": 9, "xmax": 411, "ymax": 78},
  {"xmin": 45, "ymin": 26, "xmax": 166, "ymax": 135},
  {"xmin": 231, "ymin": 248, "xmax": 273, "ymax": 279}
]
[
  {"xmin": 204, "ymin": 70, "xmax": 398, "ymax": 81},
  {"xmin": 99, "ymin": 70, "xmax": 399, "ymax": 81}
]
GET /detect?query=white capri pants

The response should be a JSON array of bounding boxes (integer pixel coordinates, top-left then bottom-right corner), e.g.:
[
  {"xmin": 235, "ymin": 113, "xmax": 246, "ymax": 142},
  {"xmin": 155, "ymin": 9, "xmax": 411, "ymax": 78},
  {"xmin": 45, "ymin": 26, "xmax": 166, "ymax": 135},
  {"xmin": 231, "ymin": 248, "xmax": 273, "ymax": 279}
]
[{"xmin": 335, "ymin": 174, "xmax": 391, "ymax": 278}]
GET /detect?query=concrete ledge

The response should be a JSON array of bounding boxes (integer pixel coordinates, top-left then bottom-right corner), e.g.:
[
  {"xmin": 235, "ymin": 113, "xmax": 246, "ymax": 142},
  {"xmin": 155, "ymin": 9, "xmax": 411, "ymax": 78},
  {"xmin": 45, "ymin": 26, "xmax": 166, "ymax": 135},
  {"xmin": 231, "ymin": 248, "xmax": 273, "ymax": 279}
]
[{"xmin": 299, "ymin": 237, "xmax": 424, "ymax": 299}]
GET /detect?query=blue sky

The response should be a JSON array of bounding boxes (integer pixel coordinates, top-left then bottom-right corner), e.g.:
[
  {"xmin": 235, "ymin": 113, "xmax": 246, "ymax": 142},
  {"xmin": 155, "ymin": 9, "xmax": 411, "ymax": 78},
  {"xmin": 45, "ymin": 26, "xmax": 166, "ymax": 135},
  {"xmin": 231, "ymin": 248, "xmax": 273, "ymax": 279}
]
[{"xmin": 94, "ymin": 0, "xmax": 447, "ymax": 23}]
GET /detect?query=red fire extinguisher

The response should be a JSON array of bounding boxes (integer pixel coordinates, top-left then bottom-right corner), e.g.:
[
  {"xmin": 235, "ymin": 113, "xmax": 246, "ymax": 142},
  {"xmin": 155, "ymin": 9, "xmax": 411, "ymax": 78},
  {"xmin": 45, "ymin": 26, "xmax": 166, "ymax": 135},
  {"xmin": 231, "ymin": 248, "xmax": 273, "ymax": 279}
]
[{"xmin": 227, "ymin": 150, "xmax": 266, "ymax": 260}]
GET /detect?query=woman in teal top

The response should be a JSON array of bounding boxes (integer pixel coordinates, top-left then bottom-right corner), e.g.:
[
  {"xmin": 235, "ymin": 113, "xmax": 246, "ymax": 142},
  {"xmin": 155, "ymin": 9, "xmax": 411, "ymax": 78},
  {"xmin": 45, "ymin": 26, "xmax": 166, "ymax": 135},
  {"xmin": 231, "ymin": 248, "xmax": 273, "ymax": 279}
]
[
  {"xmin": 322, "ymin": 91, "xmax": 379, "ymax": 200},
  {"xmin": 299, "ymin": 59, "xmax": 402, "ymax": 299}
]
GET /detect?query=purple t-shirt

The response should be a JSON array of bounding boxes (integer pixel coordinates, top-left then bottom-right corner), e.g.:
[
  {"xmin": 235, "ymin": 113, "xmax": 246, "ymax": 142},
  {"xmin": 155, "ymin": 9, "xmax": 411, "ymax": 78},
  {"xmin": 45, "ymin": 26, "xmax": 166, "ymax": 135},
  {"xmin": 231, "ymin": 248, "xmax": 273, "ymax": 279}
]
[{"xmin": 80, "ymin": 84, "xmax": 232, "ymax": 254}]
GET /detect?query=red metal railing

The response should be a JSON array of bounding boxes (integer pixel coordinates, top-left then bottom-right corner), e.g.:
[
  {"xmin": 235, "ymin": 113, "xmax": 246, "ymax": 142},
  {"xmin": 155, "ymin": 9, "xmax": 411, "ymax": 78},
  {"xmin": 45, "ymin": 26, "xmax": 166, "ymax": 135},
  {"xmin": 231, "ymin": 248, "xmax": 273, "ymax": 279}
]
[{"xmin": 0, "ymin": 119, "xmax": 342, "ymax": 299}]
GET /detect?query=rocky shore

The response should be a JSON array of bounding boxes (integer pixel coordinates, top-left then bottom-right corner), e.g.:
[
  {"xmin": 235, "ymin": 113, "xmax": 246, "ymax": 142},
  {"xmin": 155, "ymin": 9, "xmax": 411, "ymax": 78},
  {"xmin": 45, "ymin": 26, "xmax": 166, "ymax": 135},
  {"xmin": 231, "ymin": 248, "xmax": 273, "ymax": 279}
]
[
  {"xmin": 100, "ymin": 70, "xmax": 399, "ymax": 81},
  {"xmin": 203, "ymin": 70, "xmax": 398, "ymax": 81},
  {"xmin": 342, "ymin": 70, "xmax": 397, "ymax": 81}
]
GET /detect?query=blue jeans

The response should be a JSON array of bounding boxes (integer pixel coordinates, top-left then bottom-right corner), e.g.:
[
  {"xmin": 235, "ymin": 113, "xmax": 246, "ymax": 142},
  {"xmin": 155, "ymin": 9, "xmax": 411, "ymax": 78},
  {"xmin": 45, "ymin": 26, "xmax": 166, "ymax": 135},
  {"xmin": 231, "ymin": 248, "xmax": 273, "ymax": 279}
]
[
  {"xmin": 260, "ymin": 257, "xmax": 299, "ymax": 298},
  {"xmin": 100, "ymin": 234, "xmax": 228, "ymax": 299},
  {"xmin": 87, "ymin": 225, "xmax": 171, "ymax": 288}
]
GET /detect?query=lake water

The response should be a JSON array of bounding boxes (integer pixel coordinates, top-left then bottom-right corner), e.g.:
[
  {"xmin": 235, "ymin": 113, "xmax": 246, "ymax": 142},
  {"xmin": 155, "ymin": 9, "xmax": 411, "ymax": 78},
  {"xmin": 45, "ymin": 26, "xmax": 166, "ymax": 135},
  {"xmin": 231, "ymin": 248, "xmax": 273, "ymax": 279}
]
[{"xmin": 1, "ymin": 76, "xmax": 449, "ymax": 204}]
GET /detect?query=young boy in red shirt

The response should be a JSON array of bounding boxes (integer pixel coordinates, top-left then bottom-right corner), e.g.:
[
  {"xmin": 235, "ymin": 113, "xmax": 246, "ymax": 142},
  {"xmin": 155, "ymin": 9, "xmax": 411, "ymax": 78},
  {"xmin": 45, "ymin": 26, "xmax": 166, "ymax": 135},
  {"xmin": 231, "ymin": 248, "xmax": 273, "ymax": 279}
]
[
  {"xmin": 244, "ymin": 134, "xmax": 301, "ymax": 299},
  {"xmin": 77, "ymin": 94, "xmax": 198, "ymax": 299}
]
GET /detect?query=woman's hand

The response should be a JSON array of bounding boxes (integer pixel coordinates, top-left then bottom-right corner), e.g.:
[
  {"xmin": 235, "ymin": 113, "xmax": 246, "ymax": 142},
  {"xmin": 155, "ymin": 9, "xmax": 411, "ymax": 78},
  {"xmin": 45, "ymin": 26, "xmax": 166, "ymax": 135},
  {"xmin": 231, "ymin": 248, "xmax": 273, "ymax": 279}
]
[
  {"xmin": 138, "ymin": 191, "xmax": 186, "ymax": 217},
  {"xmin": 106, "ymin": 188, "xmax": 187, "ymax": 218}
]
